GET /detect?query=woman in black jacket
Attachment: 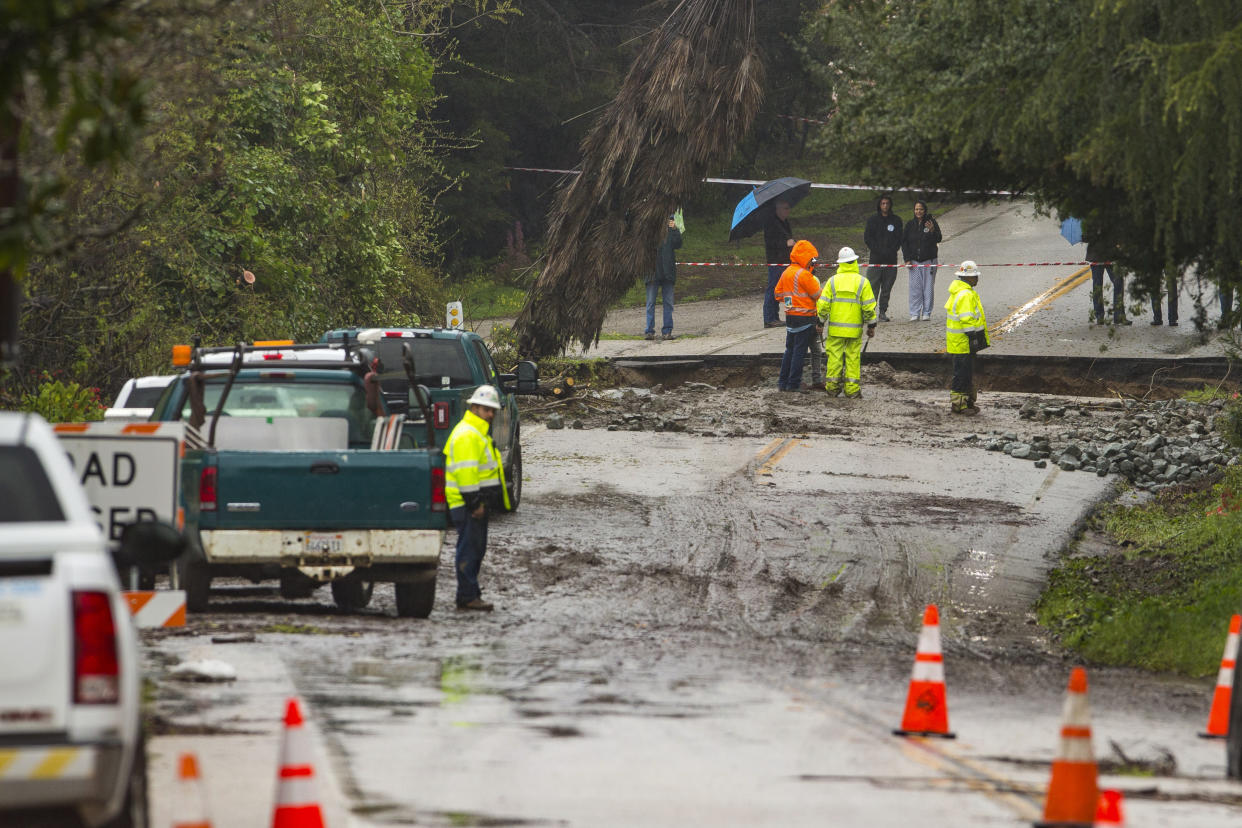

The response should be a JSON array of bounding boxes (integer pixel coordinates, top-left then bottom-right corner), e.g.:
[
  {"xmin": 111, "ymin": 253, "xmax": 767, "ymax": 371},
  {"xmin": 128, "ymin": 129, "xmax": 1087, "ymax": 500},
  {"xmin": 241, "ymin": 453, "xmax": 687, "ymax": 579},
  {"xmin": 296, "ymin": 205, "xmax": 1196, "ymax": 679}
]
[{"xmin": 901, "ymin": 201, "xmax": 942, "ymax": 321}]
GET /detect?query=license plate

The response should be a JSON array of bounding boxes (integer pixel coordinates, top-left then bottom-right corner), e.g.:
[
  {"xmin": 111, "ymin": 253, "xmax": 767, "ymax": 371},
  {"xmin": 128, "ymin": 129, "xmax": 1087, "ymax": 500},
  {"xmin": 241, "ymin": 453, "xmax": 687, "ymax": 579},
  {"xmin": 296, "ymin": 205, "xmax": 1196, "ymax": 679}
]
[{"xmin": 304, "ymin": 534, "xmax": 344, "ymax": 555}]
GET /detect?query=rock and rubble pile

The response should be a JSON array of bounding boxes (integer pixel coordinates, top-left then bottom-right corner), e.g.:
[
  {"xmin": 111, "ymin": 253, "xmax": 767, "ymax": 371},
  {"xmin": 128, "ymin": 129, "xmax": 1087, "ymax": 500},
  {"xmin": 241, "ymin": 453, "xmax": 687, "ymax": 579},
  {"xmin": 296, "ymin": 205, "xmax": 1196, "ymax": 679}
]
[{"xmin": 974, "ymin": 398, "xmax": 1238, "ymax": 490}]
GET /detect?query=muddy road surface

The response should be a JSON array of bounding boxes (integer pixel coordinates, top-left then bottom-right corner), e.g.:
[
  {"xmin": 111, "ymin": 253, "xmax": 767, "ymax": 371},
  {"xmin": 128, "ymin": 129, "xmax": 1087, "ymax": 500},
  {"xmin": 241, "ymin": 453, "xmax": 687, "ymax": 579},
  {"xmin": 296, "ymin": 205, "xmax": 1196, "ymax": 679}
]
[{"xmin": 145, "ymin": 375, "xmax": 1242, "ymax": 827}]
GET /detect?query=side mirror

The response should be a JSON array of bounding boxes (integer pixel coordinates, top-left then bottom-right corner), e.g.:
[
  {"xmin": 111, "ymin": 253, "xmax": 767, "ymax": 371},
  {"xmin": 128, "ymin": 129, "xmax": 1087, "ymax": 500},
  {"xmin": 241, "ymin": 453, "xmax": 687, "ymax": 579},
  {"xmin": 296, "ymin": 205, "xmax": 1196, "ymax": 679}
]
[
  {"xmin": 115, "ymin": 521, "xmax": 187, "ymax": 568},
  {"xmin": 514, "ymin": 360, "xmax": 539, "ymax": 395}
]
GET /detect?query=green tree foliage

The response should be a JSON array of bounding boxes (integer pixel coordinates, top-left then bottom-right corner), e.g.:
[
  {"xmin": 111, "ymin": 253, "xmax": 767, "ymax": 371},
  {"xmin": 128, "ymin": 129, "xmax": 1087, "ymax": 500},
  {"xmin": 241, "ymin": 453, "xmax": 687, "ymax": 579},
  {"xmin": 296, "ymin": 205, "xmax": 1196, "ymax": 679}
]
[
  {"xmin": 431, "ymin": 1, "xmax": 656, "ymax": 269},
  {"xmin": 17, "ymin": 0, "xmax": 513, "ymax": 396},
  {"xmin": 432, "ymin": 0, "xmax": 831, "ymax": 271},
  {"xmin": 806, "ymin": 0, "xmax": 1242, "ymax": 295}
]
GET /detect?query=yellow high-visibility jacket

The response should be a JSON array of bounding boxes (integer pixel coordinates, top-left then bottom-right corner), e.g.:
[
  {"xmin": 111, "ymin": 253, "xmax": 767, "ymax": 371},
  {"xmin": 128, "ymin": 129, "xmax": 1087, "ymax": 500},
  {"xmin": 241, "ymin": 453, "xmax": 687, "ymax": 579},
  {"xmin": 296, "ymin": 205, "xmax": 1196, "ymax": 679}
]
[
  {"xmin": 815, "ymin": 261, "xmax": 877, "ymax": 338},
  {"xmin": 945, "ymin": 279, "xmax": 989, "ymax": 354},
  {"xmin": 444, "ymin": 409, "xmax": 509, "ymax": 511}
]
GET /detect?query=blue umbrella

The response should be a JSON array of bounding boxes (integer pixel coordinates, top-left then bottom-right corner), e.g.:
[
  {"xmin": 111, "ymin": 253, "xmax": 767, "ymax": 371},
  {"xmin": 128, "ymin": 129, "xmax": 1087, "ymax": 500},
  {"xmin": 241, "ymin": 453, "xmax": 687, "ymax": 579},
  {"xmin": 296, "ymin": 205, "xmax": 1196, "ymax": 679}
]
[
  {"xmin": 1060, "ymin": 217, "xmax": 1083, "ymax": 245},
  {"xmin": 729, "ymin": 177, "xmax": 812, "ymax": 241}
]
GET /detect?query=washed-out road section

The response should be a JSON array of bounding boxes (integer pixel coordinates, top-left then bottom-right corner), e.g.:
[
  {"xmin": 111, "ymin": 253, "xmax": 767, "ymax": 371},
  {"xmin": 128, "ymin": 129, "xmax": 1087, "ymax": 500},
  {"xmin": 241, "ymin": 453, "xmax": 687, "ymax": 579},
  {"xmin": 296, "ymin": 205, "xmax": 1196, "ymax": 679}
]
[{"xmin": 146, "ymin": 384, "xmax": 1242, "ymax": 827}]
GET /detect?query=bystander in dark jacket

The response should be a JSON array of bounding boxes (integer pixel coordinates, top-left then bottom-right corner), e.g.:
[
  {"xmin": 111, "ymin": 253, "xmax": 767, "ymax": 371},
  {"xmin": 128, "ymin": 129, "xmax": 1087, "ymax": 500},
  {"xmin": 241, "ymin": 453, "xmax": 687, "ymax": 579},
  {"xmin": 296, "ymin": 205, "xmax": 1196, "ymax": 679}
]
[
  {"xmin": 762, "ymin": 201, "xmax": 794, "ymax": 328},
  {"xmin": 644, "ymin": 219, "xmax": 681, "ymax": 340},
  {"xmin": 863, "ymin": 194, "xmax": 903, "ymax": 321},
  {"xmin": 1085, "ymin": 234, "xmax": 1133, "ymax": 325}
]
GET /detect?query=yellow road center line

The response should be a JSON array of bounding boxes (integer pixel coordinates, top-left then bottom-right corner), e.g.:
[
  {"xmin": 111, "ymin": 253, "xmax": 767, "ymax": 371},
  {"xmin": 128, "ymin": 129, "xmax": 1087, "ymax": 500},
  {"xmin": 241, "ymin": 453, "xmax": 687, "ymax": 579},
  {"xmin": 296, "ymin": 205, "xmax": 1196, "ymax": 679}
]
[
  {"xmin": 898, "ymin": 737, "xmax": 1042, "ymax": 819},
  {"xmin": 755, "ymin": 437, "xmax": 785, "ymax": 462},
  {"xmin": 990, "ymin": 266, "xmax": 1091, "ymax": 338},
  {"xmin": 756, "ymin": 438, "xmax": 800, "ymax": 477}
]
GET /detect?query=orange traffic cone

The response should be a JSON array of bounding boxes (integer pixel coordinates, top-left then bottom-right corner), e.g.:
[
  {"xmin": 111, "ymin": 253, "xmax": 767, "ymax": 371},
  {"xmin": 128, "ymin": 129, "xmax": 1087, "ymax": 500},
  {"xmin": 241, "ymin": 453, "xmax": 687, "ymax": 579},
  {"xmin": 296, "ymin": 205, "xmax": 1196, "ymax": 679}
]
[
  {"xmin": 1095, "ymin": 788, "xmax": 1125, "ymax": 825},
  {"xmin": 173, "ymin": 752, "xmax": 212, "ymax": 828},
  {"xmin": 1035, "ymin": 666, "xmax": 1099, "ymax": 827},
  {"xmin": 892, "ymin": 604, "xmax": 956, "ymax": 738},
  {"xmin": 272, "ymin": 697, "xmax": 326, "ymax": 828},
  {"xmin": 1200, "ymin": 613, "xmax": 1240, "ymax": 739}
]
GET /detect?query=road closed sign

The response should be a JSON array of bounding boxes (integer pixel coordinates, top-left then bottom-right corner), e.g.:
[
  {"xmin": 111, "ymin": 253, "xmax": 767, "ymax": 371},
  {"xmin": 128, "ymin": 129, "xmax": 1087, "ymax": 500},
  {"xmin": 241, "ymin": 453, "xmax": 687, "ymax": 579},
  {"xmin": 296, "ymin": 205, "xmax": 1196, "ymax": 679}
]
[{"xmin": 54, "ymin": 421, "xmax": 186, "ymax": 546}]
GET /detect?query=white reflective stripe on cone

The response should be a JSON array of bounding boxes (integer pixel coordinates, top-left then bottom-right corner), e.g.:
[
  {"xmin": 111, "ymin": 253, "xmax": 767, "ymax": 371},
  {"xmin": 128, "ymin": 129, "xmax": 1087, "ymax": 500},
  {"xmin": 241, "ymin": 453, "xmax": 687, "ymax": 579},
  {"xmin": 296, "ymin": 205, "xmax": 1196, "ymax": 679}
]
[
  {"xmin": 276, "ymin": 776, "xmax": 319, "ymax": 807},
  {"xmin": 1059, "ymin": 737, "xmax": 1095, "ymax": 762},
  {"xmin": 916, "ymin": 622, "xmax": 942, "ymax": 654},
  {"xmin": 911, "ymin": 658, "xmax": 945, "ymax": 682}
]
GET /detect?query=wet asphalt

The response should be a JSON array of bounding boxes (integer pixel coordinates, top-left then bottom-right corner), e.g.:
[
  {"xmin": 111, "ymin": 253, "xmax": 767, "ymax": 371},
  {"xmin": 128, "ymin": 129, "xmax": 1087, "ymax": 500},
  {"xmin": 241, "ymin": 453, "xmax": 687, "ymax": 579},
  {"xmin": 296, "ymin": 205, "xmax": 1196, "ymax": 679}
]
[{"xmin": 143, "ymin": 202, "xmax": 1242, "ymax": 826}]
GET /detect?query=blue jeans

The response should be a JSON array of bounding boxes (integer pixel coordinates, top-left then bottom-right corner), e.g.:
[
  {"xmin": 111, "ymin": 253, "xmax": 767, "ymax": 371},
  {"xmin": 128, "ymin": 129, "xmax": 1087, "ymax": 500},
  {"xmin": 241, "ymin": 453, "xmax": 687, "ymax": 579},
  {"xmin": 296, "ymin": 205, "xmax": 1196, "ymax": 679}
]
[
  {"xmin": 777, "ymin": 321, "xmax": 815, "ymax": 390},
  {"xmin": 764, "ymin": 265, "xmax": 783, "ymax": 325},
  {"xmin": 1092, "ymin": 264, "xmax": 1125, "ymax": 322},
  {"xmin": 450, "ymin": 505, "xmax": 488, "ymax": 605},
  {"xmin": 645, "ymin": 281, "xmax": 674, "ymax": 336}
]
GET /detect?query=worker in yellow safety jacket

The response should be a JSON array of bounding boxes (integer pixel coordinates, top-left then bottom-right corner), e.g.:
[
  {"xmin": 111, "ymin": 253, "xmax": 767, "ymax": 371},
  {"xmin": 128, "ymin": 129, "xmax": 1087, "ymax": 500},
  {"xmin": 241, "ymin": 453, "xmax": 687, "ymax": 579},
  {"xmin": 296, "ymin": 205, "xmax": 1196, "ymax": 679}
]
[
  {"xmin": 944, "ymin": 260, "xmax": 989, "ymax": 415},
  {"xmin": 815, "ymin": 247, "xmax": 877, "ymax": 397},
  {"xmin": 444, "ymin": 385, "xmax": 509, "ymax": 610}
]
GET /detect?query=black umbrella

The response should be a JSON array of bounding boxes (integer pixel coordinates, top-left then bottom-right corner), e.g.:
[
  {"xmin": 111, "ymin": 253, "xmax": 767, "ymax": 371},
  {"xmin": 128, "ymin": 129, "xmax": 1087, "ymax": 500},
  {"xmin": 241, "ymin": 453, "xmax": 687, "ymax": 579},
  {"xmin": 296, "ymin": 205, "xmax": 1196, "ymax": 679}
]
[{"xmin": 729, "ymin": 177, "xmax": 812, "ymax": 241}]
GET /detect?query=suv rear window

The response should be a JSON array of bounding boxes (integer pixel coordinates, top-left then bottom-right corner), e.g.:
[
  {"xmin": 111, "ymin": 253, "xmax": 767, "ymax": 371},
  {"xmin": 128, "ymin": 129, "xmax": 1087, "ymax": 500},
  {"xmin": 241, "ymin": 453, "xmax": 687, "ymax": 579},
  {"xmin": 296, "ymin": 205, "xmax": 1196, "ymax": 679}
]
[
  {"xmin": 374, "ymin": 339, "xmax": 473, "ymax": 388},
  {"xmin": 0, "ymin": 447, "xmax": 66, "ymax": 522},
  {"xmin": 123, "ymin": 386, "xmax": 168, "ymax": 408}
]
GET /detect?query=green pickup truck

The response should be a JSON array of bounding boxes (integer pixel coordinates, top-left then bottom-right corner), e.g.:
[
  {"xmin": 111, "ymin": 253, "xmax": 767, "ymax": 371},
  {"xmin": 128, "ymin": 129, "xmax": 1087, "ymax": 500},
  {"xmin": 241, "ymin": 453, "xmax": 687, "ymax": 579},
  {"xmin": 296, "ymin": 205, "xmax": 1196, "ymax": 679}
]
[
  {"xmin": 150, "ymin": 340, "xmax": 449, "ymax": 617},
  {"xmin": 321, "ymin": 327, "xmax": 540, "ymax": 510}
]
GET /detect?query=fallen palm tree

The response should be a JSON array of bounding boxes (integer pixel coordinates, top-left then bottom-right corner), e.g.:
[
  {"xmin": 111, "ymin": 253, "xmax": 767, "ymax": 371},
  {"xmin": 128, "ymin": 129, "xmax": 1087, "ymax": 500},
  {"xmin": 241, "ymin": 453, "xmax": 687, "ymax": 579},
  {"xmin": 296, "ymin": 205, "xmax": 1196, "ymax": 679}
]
[{"xmin": 513, "ymin": 0, "xmax": 762, "ymax": 357}]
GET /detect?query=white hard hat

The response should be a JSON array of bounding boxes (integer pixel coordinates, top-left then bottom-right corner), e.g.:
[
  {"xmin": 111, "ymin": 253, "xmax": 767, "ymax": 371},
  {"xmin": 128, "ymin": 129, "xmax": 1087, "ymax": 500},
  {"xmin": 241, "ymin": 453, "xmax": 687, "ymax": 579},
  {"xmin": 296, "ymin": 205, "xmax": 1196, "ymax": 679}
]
[
  {"xmin": 837, "ymin": 246, "xmax": 858, "ymax": 264},
  {"xmin": 955, "ymin": 260, "xmax": 981, "ymax": 278},
  {"xmin": 466, "ymin": 385, "xmax": 502, "ymax": 409}
]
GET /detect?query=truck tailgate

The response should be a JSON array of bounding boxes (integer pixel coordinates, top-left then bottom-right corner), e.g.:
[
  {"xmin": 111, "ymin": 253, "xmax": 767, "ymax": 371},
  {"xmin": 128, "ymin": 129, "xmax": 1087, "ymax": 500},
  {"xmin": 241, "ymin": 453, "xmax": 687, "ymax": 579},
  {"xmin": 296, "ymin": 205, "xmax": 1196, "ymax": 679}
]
[{"xmin": 205, "ymin": 450, "xmax": 442, "ymax": 530}]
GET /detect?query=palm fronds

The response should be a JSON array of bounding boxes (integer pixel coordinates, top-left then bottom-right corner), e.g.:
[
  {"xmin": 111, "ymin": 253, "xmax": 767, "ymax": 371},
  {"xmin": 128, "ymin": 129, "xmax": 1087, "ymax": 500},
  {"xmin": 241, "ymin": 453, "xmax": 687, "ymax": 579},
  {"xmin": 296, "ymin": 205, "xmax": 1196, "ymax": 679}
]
[{"xmin": 513, "ymin": 0, "xmax": 762, "ymax": 357}]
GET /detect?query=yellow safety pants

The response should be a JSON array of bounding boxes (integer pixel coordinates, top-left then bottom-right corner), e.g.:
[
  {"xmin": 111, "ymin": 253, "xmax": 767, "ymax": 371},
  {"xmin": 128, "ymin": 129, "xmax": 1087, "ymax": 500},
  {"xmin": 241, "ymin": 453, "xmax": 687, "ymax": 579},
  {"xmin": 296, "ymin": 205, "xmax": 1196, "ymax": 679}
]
[{"xmin": 824, "ymin": 335, "xmax": 862, "ymax": 397}]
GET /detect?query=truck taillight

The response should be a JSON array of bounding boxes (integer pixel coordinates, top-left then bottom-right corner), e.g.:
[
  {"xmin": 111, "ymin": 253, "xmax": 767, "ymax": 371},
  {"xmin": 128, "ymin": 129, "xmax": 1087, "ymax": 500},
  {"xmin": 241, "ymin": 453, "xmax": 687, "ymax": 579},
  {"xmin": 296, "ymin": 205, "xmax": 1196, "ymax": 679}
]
[
  {"xmin": 200, "ymin": 466, "xmax": 218, "ymax": 512},
  {"xmin": 431, "ymin": 466, "xmax": 446, "ymax": 512},
  {"xmin": 72, "ymin": 591, "xmax": 119, "ymax": 704},
  {"xmin": 433, "ymin": 402, "xmax": 450, "ymax": 428}
]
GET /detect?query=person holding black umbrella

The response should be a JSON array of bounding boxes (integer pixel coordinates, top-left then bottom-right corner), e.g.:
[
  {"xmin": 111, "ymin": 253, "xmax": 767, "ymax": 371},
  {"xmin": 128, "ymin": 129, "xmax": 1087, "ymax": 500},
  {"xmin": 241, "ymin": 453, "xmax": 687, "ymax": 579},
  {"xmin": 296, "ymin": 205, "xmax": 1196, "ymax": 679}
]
[{"xmin": 763, "ymin": 200, "xmax": 795, "ymax": 328}]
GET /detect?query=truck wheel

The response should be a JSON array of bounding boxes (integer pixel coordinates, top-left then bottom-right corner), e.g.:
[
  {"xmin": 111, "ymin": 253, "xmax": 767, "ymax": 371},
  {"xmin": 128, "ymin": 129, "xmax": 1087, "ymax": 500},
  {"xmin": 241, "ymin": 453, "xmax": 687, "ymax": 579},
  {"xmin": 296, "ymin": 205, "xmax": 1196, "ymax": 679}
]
[
  {"xmin": 394, "ymin": 579, "xmax": 435, "ymax": 619},
  {"xmin": 176, "ymin": 555, "xmax": 211, "ymax": 613},
  {"xmin": 102, "ymin": 730, "xmax": 148, "ymax": 828},
  {"xmin": 330, "ymin": 579, "xmax": 374, "ymax": 611},
  {"xmin": 503, "ymin": 439, "xmax": 522, "ymax": 512}
]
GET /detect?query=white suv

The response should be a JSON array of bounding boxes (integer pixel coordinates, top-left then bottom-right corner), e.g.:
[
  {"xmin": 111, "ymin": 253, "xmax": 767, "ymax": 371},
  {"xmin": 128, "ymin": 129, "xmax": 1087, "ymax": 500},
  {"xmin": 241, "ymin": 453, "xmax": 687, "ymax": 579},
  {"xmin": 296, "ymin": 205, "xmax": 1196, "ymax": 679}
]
[
  {"xmin": 0, "ymin": 412, "xmax": 151, "ymax": 827},
  {"xmin": 104, "ymin": 376, "xmax": 175, "ymax": 422}
]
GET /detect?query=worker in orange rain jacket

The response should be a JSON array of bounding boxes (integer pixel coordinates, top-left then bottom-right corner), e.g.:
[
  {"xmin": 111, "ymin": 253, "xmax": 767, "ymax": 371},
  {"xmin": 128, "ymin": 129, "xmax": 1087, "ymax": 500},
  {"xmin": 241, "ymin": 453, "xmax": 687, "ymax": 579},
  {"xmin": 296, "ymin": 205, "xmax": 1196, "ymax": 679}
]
[{"xmin": 774, "ymin": 240, "xmax": 823, "ymax": 392}]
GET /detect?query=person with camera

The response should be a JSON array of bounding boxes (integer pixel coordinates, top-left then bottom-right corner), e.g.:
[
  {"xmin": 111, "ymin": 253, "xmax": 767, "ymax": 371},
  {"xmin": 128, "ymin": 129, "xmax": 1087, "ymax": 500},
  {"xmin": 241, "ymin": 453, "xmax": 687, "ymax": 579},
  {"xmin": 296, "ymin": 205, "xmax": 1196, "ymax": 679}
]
[
  {"xmin": 902, "ymin": 200, "xmax": 942, "ymax": 321},
  {"xmin": 645, "ymin": 215, "xmax": 682, "ymax": 340},
  {"xmin": 945, "ymin": 260, "xmax": 989, "ymax": 415},
  {"xmin": 444, "ymin": 385, "xmax": 510, "ymax": 611}
]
